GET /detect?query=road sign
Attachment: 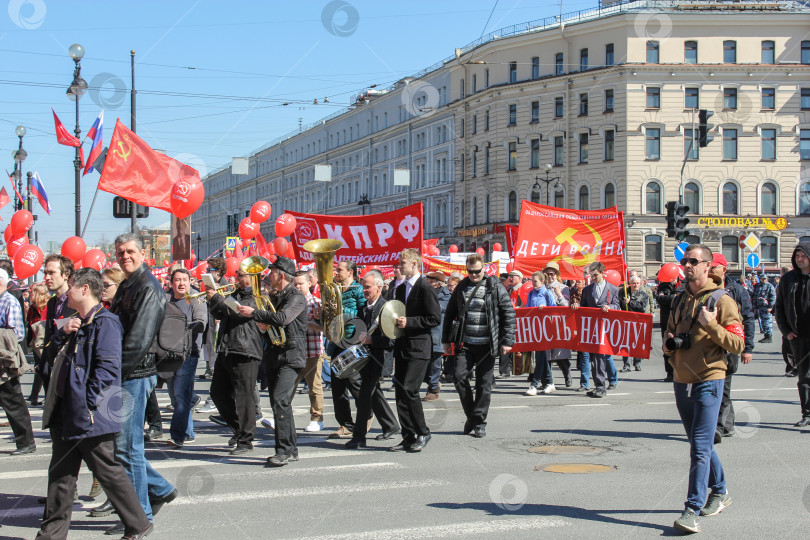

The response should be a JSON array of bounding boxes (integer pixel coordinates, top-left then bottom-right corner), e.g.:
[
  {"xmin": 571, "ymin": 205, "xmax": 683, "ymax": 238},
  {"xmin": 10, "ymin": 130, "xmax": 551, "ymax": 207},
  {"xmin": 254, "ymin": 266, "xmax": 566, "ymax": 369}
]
[
  {"xmin": 747, "ymin": 253, "xmax": 760, "ymax": 268},
  {"xmin": 673, "ymin": 242, "xmax": 690, "ymax": 262},
  {"xmin": 743, "ymin": 233, "xmax": 760, "ymax": 251}
]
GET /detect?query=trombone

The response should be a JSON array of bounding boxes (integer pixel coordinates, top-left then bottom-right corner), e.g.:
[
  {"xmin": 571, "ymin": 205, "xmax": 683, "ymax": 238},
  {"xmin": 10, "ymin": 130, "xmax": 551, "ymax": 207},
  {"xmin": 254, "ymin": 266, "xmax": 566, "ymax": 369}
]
[
  {"xmin": 184, "ymin": 283, "xmax": 236, "ymax": 304},
  {"xmin": 240, "ymin": 256, "xmax": 286, "ymax": 347}
]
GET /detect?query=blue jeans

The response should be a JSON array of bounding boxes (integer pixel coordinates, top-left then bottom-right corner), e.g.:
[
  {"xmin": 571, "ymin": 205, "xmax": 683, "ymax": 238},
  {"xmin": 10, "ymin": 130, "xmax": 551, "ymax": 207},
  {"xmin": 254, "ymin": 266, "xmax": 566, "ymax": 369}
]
[
  {"xmin": 674, "ymin": 379, "xmax": 726, "ymax": 512},
  {"xmin": 607, "ymin": 356, "xmax": 618, "ymax": 385},
  {"xmin": 578, "ymin": 351, "xmax": 591, "ymax": 389},
  {"xmin": 531, "ymin": 351, "xmax": 553, "ymax": 388},
  {"xmin": 170, "ymin": 354, "xmax": 199, "ymax": 442},
  {"xmin": 117, "ymin": 376, "xmax": 175, "ymax": 521},
  {"xmin": 424, "ymin": 352, "xmax": 442, "ymax": 391}
]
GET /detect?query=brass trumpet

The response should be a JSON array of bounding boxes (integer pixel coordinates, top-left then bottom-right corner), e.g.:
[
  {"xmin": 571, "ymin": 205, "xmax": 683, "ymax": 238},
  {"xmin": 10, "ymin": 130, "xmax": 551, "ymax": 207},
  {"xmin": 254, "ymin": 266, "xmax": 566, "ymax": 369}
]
[
  {"xmin": 240, "ymin": 256, "xmax": 286, "ymax": 347},
  {"xmin": 184, "ymin": 284, "xmax": 236, "ymax": 304}
]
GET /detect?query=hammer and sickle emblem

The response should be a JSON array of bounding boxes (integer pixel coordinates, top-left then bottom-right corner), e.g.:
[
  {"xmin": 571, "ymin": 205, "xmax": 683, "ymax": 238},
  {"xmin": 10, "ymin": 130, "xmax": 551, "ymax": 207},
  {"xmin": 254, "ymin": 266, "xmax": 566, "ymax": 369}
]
[
  {"xmin": 551, "ymin": 223, "xmax": 602, "ymax": 267},
  {"xmin": 113, "ymin": 135, "xmax": 132, "ymax": 161}
]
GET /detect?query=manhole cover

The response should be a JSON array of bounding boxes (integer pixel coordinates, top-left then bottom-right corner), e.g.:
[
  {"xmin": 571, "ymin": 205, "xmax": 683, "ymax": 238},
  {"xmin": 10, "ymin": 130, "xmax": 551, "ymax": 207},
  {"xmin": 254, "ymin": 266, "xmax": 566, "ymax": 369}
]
[
  {"xmin": 528, "ymin": 445, "xmax": 605, "ymax": 455},
  {"xmin": 539, "ymin": 463, "xmax": 615, "ymax": 474}
]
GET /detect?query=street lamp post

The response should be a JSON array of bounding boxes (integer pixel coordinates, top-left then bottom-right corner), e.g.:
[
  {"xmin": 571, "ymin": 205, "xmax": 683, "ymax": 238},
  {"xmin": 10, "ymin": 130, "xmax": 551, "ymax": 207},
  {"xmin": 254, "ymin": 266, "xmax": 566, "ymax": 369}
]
[
  {"xmin": 66, "ymin": 43, "xmax": 87, "ymax": 237},
  {"xmin": 12, "ymin": 125, "xmax": 26, "ymax": 213},
  {"xmin": 196, "ymin": 234, "xmax": 201, "ymax": 257},
  {"xmin": 533, "ymin": 163, "xmax": 562, "ymax": 207},
  {"xmin": 358, "ymin": 194, "xmax": 371, "ymax": 215}
]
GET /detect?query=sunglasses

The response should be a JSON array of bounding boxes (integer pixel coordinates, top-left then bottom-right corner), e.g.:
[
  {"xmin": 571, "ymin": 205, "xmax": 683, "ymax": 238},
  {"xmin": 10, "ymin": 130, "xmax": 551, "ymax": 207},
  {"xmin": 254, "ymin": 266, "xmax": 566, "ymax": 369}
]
[
  {"xmin": 467, "ymin": 268, "xmax": 483, "ymax": 275},
  {"xmin": 102, "ymin": 282, "xmax": 116, "ymax": 289},
  {"xmin": 680, "ymin": 258, "xmax": 709, "ymax": 267}
]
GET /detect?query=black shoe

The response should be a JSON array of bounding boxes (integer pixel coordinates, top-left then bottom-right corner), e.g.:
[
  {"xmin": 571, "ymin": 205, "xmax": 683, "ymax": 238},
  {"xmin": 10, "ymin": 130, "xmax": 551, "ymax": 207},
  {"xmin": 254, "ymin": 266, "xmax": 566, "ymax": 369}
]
[
  {"xmin": 227, "ymin": 436, "xmax": 237, "ymax": 447},
  {"xmin": 89, "ymin": 499, "xmax": 116, "ymax": 517},
  {"xmin": 10, "ymin": 443, "xmax": 36, "ymax": 455},
  {"xmin": 607, "ymin": 383, "xmax": 617, "ymax": 390},
  {"xmin": 208, "ymin": 415, "xmax": 228, "ymax": 427},
  {"xmin": 634, "ymin": 365, "xmax": 642, "ymax": 371},
  {"xmin": 266, "ymin": 453, "xmax": 299, "ymax": 467},
  {"xmin": 714, "ymin": 431, "xmax": 722, "ymax": 444},
  {"xmin": 200, "ymin": 367, "xmax": 213, "ymax": 380},
  {"xmin": 575, "ymin": 386, "xmax": 589, "ymax": 392},
  {"xmin": 344, "ymin": 438, "xmax": 367, "ymax": 449},
  {"xmin": 758, "ymin": 335, "xmax": 772, "ymax": 343},
  {"xmin": 564, "ymin": 376, "xmax": 573, "ymax": 388},
  {"xmin": 144, "ymin": 428, "xmax": 162, "ymax": 441},
  {"xmin": 121, "ymin": 523, "xmax": 153, "ymax": 539},
  {"xmin": 620, "ymin": 366, "xmax": 631, "ymax": 373},
  {"xmin": 786, "ymin": 369, "xmax": 798, "ymax": 377},
  {"xmin": 407, "ymin": 434, "xmax": 431, "ymax": 452},
  {"xmin": 104, "ymin": 521, "xmax": 125, "ymax": 536},
  {"xmin": 463, "ymin": 419, "xmax": 474, "ymax": 435},
  {"xmin": 794, "ymin": 418, "xmax": 810, "ymax": 428},
  {"xmin": 389, "ymin": 439, "xmax": 413, "ymax": 452},
  {"xmin": 588, "ymin": 389, "xmax": 607, "ymax": 398},
  {"xmin": 374, "ymin": 428, "xmax": 400, "ymax": 440},
  {"xmin": 664, "ymin": 375, "xmax": 674, "ymax": 382},
  {"xmin": 150, "ymin": 488, "xmax": 178, "ymax": 516},
  {"xmin": 229, "ymin": 444, "xmax": 253, "ymax": 455},
  {"xmin": 472, "ymin": 426, "xmax": 486, "ymax": 438}
]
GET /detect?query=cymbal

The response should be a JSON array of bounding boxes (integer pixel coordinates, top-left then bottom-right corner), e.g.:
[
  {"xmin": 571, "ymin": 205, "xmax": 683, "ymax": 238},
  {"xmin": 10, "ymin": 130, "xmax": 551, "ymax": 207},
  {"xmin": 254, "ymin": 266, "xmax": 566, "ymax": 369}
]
[{"xmin": 380, "ymin": 300, "xmax": 406, "ymax": 339}]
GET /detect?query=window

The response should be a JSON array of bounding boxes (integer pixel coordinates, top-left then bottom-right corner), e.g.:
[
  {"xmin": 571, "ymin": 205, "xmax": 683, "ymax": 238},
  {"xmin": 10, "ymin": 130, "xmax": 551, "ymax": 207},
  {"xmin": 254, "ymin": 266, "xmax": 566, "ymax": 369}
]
[
  {"xmin": 802, "ymin": 129, "xmax": 810, "ymax": 160},
  {"xmin": 531, "ymin": 100, "xmax": 539, "ymax": 123},
  {"xmin": 604, "ymin": 89, "xmax": 614, "ymax": 112},
  {"xmin": 579, "ymin": 133, "xmax": 589, "ymax": 164},
  {"xmin": 685, "ymin": 40, "xmax": 697, "ymax": 64},
  {"xmin": 723, "ymin": 40, "xmax": 736, "ymax": 63},
  {"xmin": 530, "ymin": 139, "xmax": 540, "ymax": 169},
  {"xmin": 485, "ymin": 146, "xmax": 490, "ymax": 174},
  {"xmin": 555, "ymin": 53, "xmax": 564, "ymax": 75},
  {"xmin": 761, "ymin": 182, "xmax": 777, "ymax": 214},
  {"xmin": 647, "ymin": 87, "xmax": 661, "ymax": 108},
  {"xmin": 762, "ymin": 237, "xmax": 777, "ymax": 263},
  {"xmin": 723, "ymin": 87, "xmax": 737, "ymax": 110},
  {"xmin": 684, "ymin": 182, "xmax": 700, "ymax": 214},
  {"xmin": 801, "ymin": 183, "xmax": 810, "ymax": 215},
  {"xmin": 579, "ymin": 186, "xmax": 589, "ymax": 210},
  {"xmin": 646, "ymin": 182, "xmax": 661, "ymax": 214},
  {"xmin": 485, "ymin": 68, "xmax": 490, "ymax": 87},
  {"xmin": 531, "ymin": 187, "xmax": 540, "ymax": 204},
  {"xmin": 722, "ymin": 182, "xmax": 738, "ymax": 214},
  {"xmin": 645, "ymin": 235, "xmax": 663, "ymax": 262},
  {"xmin": 580, "ymin": 48, "xmax": 589, "ymax": 71},
  {"xmin": 509, "ymin": 61, "xmax": 517, "ymax": 83},
  {"xmin": 801, "ymin": 88, "xmax": 810, "ymax": 110},
  {"xmin": 647, "ymin": 40, "xmax": 659, "ymax": 63},
  {"xmin": 762, "ymin": 40, "xmax": 775, "ymax": 63},
  {"xmin": 531, "ymin": 57, "xmax": 540, "ymax": 79},
  {"xmin": 508, "ymin": 104, "xmax": 517, "ymax": 125},
  {"xmin": 646, "ymin": 128, "xmax": 661, "ymax": 159},
  {"xmin": 472, "ymin": 152, "xmax": 477, "ymax": 177},
  {"xmin": 508, "ymin": 192, "xmax": 517, "ymax": 221},
  {"xmin": 802, "ymin": 41, "xmax": 810, "ymax": 64},
  {"xmin": 485, "ymin": 195, "xmax": 490, "ymax": 223},
  {"xmin": 460, "ymin": 118, "xmax": 465, "ymax": 138},
  {"xmin": 604, "ymin": 183, "xmax": 615, "ymax": 208},
  {"xmin": 762, "ymin": 87, "xmax": 775, "ymax": 109},
  {"xmin": 472, "ymin": 197, "xmax": 478, "ymax": 224},
  {"xmin": 554, "ymin": 136, "xmax": 564, "ymax": 166},
  {"xmin": 460, "ymin": 78, "xmax": 465, "ymax": 99},
  {"xmin": 604, "ymin": 129, "xmax": 615, "ymax": 161},
  {"xmin": 579, "ymin": 93, "xmax": 589, "ymax": 116},
  {"xmin": 722, "ymin": 236, "xmax": 740, "ymax": 264},
  {"xmin": 554, "ymin": 188, "xmax": 564, "ymax": 208},
  {"xmin": 472, "ymin": 74, "xmax": 477, "ymax": 93},
  {"xmin": 554, "ymin": 96, "xmax": 564, "ymax": 118},
  {"xmin": 507, "ymin": 142, "xmax": 517, "ymax": 171},
  {"xmin": 684, "ymin": 128, "xmax": 699, "ymax": 160},
  {"xmin": 605, "ymin": 43, "xmax": 614, "ymax": 66},
  {"xmin": 723, "ymin": 129, "xmax": 738, "ymax": 160},
  {"xmin": 761, "ymin": 128, "xmax": 776, "ymax": 160},
  {"xmin": 685, "ymin": 87, "xmax": 699, "ymax": 109},
  {"xmin": 484, "ymin": 109, "xmax": 490, "ymax": 131}
]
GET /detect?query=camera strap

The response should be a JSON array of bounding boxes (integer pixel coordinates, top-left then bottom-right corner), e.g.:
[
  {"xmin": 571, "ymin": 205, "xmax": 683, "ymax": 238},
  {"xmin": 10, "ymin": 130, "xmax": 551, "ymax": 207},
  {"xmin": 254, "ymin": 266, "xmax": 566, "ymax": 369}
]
[{"xmin": 671, "ymin": 288, "xmax": 728, "ymax": 335}]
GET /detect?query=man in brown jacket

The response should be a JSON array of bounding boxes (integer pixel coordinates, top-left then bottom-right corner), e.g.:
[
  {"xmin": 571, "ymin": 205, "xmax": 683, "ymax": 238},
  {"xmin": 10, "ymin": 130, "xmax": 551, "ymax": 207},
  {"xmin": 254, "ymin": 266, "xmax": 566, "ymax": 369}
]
[{"xmin": 663, "ymin": 244, "xmax": 744, "ymax": 534}]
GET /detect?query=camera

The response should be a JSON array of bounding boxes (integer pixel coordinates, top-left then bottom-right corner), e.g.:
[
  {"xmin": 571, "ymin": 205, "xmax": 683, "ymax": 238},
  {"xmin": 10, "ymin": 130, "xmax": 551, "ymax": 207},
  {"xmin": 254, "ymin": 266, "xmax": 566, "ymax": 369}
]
[{"xmin": 666, "ymin": 333, "xmax": 691, "ymax": 351}]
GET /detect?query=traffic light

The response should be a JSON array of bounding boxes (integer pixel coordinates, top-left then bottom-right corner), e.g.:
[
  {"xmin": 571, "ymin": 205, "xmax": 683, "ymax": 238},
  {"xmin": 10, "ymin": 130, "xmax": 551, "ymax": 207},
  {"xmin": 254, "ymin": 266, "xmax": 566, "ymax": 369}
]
[
  {"xmin": 112, "ymin": 197, "xmax": 149, "ymax": 218},
  {"xmin": 698, "ymin": 109, "xmax": 714, "ymax": 147},
  {"xmin": 665, "ymin": 201, "xmax": 690, "ymax": 240}
]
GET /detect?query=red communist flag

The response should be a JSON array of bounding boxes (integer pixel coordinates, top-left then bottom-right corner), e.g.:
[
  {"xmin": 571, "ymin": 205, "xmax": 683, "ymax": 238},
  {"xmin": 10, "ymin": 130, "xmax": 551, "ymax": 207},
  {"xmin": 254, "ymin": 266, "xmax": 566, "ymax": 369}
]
[
  {"xmin": 52, "ymin": 109, "xmax": 81, "ymax": 147},
  {"xmin": 98, "ymin": 120, "xmax": 201, "ymax": 213},
  {"xmin": 0, "ymin": 187, "xmax": 11, "ymax": 210}
]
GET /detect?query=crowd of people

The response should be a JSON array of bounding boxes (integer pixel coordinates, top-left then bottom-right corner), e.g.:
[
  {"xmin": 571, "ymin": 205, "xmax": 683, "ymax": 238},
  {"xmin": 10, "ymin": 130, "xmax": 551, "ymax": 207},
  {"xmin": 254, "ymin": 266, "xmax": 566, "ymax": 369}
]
[{"xmin": 1, "ymin": 236, "xmax": 808, "ymax": 537}]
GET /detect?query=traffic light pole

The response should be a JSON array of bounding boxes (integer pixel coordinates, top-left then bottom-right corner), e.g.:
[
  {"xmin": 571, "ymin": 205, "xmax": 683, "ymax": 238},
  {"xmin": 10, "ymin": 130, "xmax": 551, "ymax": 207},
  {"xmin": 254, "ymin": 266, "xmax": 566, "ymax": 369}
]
[{"xmin": 679, "ymin": 108, "xmax": 697, "ymax": 204}]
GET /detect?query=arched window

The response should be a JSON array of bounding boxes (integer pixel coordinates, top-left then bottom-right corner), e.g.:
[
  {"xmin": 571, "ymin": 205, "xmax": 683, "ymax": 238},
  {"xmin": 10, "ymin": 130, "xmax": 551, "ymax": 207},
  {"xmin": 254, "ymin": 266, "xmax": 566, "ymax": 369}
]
[
  {"xmin": 722, "ymin": 182, "xmax": 738, "ymax": 214},
  {"xmin": 485, "ymin": 195, "xmax": 491, "ymax": 223},
  {"xmin": 800, "ymin": 183, "xmax": 810, "ymax": 216},
  {"xmin": 645, "ymin": 234, "xmax": 663, "ymax": 262},
  {"xmin": 722, "ymin": 235, "xmax": 740, "ymax": 263},
  {"xmin": 472, "ymin": 196, "xmax": 478, "ymax": 225},
  {"xmin": 646, "ymin": 181, "xmax": 661, "ymax": 214},
  {"xmin": 604, "ymin": 183, "xmax": 615, "ymax": 208},
  {"xmin": 508, "ymin": 191, "xmax": 518, "ymax": 221},
  {"xmin": 684, "ymin": 182, "xmax": 700, "ymax": 214},
  {"xmin": 761, "ymin": 182, "xmax": 777, "ymax": 215},
  {"xmin": 579, "ymin": 185, "xmax": 590, "ymax": 210},
  {"xmin": 531, "ymin": 187, "xmax": 540, "ymax": 204}
]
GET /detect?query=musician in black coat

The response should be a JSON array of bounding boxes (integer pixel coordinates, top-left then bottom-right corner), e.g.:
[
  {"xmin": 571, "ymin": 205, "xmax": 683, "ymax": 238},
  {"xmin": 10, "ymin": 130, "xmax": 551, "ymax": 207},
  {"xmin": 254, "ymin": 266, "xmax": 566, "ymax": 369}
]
[
  {"xmin": 390, "ymin": 249, "xmax": 441, "ymax": 453},
  {"xmin": 345, "ymin": 271, "xmax": 400, "ymax": 448}
]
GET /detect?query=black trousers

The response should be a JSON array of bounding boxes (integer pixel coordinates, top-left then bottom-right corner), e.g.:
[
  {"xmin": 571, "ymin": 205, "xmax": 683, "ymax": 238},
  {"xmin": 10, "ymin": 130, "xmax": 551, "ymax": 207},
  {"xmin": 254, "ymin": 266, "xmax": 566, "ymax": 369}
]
[
  {"xmin": 266, "ymin": 362, "xmax": 300, "ymax": 456},
  {"xmin": 394, "ymin": 355, "xmax": 430, "ymax": 439},
  {"xmin": 782, "ymin": 335, "xmax": 795, "ymax": 372},
  {"xmin": 717, "ymin": 354, "xmax": 739, "ymax": 435},
  {"xmin": 37, "ymin": 433, "xmax": 149, "ymax": 540},
  {"xmin": 144, "ymin": 388, "xmax": 162, "ymax": 432},
  {"xmin": 210, "ymin": 353, "xmax": 261, "ymax": 447},
  {"xmin": 453, "ymin": 344, "xmax": 495, "ymax": 428},
  {"xmin": 498, "ymin": 353, "xmax": 512, "ymax": 376},
  {"xmin": 789, "ymin": 338, "xmax": 810, "ymax": 419},
  {"xmin": 331, "ymin": 367, "xmax": 360, "ymax": 430},
  {"xmin": 0, "ymin": 377, "xmax": 34, "ymax": 447},
  {"xmin": 352, "ymin": 352, "xmax": 399, "ymax": 441}
]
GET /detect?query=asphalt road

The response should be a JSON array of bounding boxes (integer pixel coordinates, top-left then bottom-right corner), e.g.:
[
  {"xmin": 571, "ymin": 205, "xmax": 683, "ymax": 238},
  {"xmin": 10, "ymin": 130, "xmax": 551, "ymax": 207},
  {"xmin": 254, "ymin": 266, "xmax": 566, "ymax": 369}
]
[{"xmin": 2, "ymin": 325, "xmax": 808, "ymax": 539}]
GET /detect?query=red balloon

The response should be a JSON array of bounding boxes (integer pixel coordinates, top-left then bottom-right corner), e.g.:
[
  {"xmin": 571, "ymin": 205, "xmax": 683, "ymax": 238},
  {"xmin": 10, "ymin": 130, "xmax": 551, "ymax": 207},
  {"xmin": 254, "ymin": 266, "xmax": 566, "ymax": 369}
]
[
  {"xmin": 7, "ymin": 235, "xmax": 28, "ymax": 257},
  {"xmin": 603, "ymin": 269, "xmax": 622, "ymax": 287},
  {"xmin": 431, "ymin": 245, "xmax": 440, "ymax": 256},
  {"xmin": 170, "ymin": 179, "xmax": 205, "ymax": 219},
  {"xmin": 10, "ymin": 210, "xmax": 33, "ymax": 237},
  {"xmin": 13, "ymin": 244, "xmax": 43, "ymax": 279},
  {"xmin": 82, "ymin": 249, "xmax": 107, "ymax": 272},
  {"xmin": 448, "ymin": 244, "xmax": 458, "ymax": 253},
  {"xmin": 506, "ymin": 262, "xmax": 514, "ymax": 272},
  {"xmin": 519, "ymin": 280, "xmax": 532, "ymax": 306},
  {"xmin": 476, "ymin": 247, "xmax": 485, "ymax": 257},
  {"xmin": 262, "ymin": 242, "xmax": 275, "ymax": 259},
  {"xmin": 193, "ymin": 262, "xmax": 206, "ymax": 280},
  {"xmin": 225, "ymin": 257, "xmax": 240, "ymax": 278},
  {"xmin": 238, "ymin": 218, "xmax": 260, "ymax": 240},
  {"xmin": 274, "ymin": 214, "xmax": 297, "ymax": 237},
  {"xmin": 223, "ymin": 250, "xmax": 233, "ymax": 258},
  {"xmin": 273, "ymin": 237, "xmax": 289, "ymax": 256},
  {"xmin": 286, "ymin": 243, "xmax": 296, "ymax": 260},
  {"xmin": 61, "ymin": 236, "xmax": 87, "ymax": 263},
  {"xmin": 250, "ymin": 201, "xmax": 272, "ymax": 224},
  {"xmin": 163, "ymin": 259, "xmax": 170, "ymax": 267},
  {"xmin": 658, "ymin": 262, "xmax": 683, "ymax": 284},
  {"xmin": 492, "ymin": 242, "xmax": 503, "ymax": 252},
  {"xmin": 3, "ymin": 227, "xmax": 12, "ymax": 244}
]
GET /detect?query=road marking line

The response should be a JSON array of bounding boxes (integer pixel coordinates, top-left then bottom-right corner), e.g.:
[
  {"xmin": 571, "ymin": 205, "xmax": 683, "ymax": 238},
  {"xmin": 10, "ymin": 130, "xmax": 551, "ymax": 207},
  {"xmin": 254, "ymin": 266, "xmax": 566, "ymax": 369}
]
[
  {"xmin": 645, "ymin": 401, "xmax": 676, "ymax": 405},
  {"xmin": 566, "ymin": 403, "xmax": 611, "ymax": 407}
]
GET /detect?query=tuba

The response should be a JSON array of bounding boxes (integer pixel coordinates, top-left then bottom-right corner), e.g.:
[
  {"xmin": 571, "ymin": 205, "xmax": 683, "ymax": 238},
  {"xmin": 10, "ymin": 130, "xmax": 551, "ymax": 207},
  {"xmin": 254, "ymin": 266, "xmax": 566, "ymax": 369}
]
[
  {"xmin": 303, "ymin": 239, "xmax": 344, "ymax": 344},
  {"xmin": 240, "ymin": 256, "xmax": 286, "ymax": 347}
]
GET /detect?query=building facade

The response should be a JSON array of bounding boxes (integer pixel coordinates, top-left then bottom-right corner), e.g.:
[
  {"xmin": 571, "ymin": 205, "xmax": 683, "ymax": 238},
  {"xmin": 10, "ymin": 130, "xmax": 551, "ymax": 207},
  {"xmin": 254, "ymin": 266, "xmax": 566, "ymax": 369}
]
[{"xmin": 195, "ymin": 0, "xmax": 810, "ymax": 278}]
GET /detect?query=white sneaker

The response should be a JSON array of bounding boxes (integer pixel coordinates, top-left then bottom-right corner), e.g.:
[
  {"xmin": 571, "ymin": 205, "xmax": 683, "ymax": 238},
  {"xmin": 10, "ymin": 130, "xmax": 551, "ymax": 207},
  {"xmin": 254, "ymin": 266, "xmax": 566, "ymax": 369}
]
[
  {"xmin": 261, "ymin": 418, "xmax": 275, "ymax": 430},
  {"xmin": 524, "ymin": 386, "xmax": 538, "ymax": 396},
  {"xmin": 541, "ymin": 384, "xmax": 556, "ymax": 394},
  {"xmin": 305, "ymin": 420, "xmax": 323, "ymax": 432}
]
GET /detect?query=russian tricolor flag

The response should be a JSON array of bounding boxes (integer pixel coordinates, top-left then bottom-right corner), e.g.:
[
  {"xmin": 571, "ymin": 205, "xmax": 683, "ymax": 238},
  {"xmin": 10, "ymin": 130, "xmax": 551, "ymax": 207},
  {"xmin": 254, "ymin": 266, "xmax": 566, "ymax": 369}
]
[
  {"xmin": 31, "ymin": 171, "xmax": 51, "ymax": 215},
  {"xmin": 83, "ymin": 110, "xmax": 104, "ymax": 176}
]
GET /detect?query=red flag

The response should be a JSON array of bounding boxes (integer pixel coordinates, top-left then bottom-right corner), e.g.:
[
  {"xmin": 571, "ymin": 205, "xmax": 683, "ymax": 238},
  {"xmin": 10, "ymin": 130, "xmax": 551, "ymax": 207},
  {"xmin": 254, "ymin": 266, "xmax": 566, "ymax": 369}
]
[
  {"xmin": 6, "ymin": 171, "xmax": 25, "ymax": 205},
  {"xmin": 52, "ymin": 109, "xmax": 81, "ymax": 147},
  {"xmin": 98, "ymin": 120, "xmax": 201, "ymax": 213},
  {"xmin": 0, "ymin": 187, "xmax": 10, "ymax": 211}
]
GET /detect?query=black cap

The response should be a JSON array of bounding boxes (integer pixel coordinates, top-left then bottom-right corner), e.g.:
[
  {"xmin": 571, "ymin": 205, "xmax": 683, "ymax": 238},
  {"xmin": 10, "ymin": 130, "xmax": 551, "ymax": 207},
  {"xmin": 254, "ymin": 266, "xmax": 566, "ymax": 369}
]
[{"xmin": 268, "ymin": 256, "xmax": 296, "ymax": 276}]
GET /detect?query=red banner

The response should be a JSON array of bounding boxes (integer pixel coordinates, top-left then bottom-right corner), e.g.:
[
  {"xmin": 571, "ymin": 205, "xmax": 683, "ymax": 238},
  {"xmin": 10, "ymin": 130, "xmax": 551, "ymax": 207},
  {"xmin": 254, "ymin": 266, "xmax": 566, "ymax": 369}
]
[
  {"xmin": 505, "ymin": 224, "xmax": 518, "ymax": 257},
  {"xmin": 512, "ymin": 307, "xmax": 653, "ymax": 358},
  {"xmin": 513, "ymin": 202, "xmax": 626, "ymax": 280},
  {"xmin": 289, "ymin": 203, "xmax": 423, "ymax": 265},
  {"xmin": 423, "ymin": 256, "xmax": 498, "ymax": 276}
]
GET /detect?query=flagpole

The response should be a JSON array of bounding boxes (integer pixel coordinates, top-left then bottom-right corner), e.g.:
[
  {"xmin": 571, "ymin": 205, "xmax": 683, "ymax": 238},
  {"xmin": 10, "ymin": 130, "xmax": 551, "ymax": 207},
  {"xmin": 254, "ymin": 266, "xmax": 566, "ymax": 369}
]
[
  {"xmin": 130, "ymin": 50, "xmax": 137, "ymax": 234},
  {"xmin": 81, "ymin": 183, "xmax": 102, "ymax": 238}
]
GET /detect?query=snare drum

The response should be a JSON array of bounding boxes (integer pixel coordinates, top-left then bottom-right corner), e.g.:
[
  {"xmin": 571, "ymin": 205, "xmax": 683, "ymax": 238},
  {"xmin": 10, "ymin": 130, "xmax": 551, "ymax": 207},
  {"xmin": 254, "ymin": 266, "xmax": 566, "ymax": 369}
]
[{"xmin": 332, "ymin": 344, "xmax": 371, "ymax": 379}]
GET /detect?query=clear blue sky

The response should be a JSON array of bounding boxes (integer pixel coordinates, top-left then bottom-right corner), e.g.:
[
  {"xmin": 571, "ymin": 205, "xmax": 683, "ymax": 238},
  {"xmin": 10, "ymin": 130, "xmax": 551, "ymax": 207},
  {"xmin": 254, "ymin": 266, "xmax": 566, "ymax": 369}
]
[{"xmin": 0, "ymin": 0, "xmax": 595, "ymax": 251}]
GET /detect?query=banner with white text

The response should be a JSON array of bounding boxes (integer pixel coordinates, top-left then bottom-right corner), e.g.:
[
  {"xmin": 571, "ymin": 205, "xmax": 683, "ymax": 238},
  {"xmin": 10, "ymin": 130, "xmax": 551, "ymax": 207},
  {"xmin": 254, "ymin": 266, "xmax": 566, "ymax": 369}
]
[
  {"xmin": 289, "ymin": 203, "xmax": 423, "ymax": 265},
  {"xmin": 511, "ymin": 307, "xmax": 653, "ymax": 358}
]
